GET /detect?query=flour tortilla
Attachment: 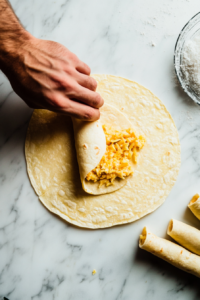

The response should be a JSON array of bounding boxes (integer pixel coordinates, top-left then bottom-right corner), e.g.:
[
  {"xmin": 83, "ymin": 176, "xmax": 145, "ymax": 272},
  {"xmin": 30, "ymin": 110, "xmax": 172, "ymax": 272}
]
[
  {"xmin": 188, "ymin": 194, "xmax": 200, "ymax": 220},
  {"xmin": 139, "ymin": 227, "xmax": 200, "ymax": 278},
  {"xmin": 72, "ymin": 103, "xmax": 133, "ymax": 195},
  {"xmin": 25, "ymin": 74, "xmax": 181, "ymax": 229},
  {"xmin": 167, "ymin": 219, "xmax": 200, "ymax": 255}
]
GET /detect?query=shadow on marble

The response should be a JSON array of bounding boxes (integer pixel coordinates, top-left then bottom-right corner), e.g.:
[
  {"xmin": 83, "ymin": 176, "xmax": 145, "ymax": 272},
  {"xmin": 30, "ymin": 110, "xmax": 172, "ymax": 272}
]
[
  {"xmin": 182, "ymin": 207, "xmax": 200, "ymax": 230},
  {"xmin": 174, "ymin": 76, "xmax": 200, "ymax": 110},
  {"xmin": 134, "ymin": 246, "xmax": 200, "ymax": 295},
  {"xmin": 0, "ymin": 91, "xmax": 33, "ymax": 148}
]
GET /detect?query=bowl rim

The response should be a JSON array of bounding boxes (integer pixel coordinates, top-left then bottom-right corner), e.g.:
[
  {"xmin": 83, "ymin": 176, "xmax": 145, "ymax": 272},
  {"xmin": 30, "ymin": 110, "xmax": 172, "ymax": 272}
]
[{"xmin": 174, "ymin": 11, "xmax": 200, "ymax": 105}]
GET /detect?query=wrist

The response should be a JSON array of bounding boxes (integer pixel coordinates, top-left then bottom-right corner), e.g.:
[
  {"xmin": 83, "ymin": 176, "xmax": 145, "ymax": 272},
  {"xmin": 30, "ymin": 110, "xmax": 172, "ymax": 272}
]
[{"xmin": 0, "ymin": 27, "xmax": 33, "ymax": 73}]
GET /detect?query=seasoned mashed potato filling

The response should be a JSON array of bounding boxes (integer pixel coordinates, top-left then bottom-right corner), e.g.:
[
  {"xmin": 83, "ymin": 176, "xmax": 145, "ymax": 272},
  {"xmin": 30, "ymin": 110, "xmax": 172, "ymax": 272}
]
[{"xmin": 86, "ymin": 125, "xmax": 145, "ymax": 187}]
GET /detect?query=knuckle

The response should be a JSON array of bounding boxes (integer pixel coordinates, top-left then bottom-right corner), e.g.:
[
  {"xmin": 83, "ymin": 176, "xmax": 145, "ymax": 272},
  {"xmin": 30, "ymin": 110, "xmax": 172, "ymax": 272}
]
[
  {"xmin": 58, "ymin": 79, "xmax": 67, "ymax": 89},
  {"xmin": 83, "ymin": 109, "xmax": 95, "ymax": 121},
  {"xmin": 88, "ymin": 77, "xmax": 97, "ymax": 90},
  {"xmin": 71, "ymin": 53, "xmax": 79, "ymax": 64},
  {"xmin": 47, "ymin": 93, "xmax": 62, "ymax": 107},
  {"xmin": 62, "ymin": 100, "xmax": 70, "ymax": 111},
  {"xmin": 50, "ymin": 96, "xmax": 70, "ymax": 111},
  {"xmin": 65, "ymin": 81, "xmax": 75, "ymax": 93},
  {"xmin": 85, "ymin": 64, "xmax": 91, "ymax": 75},
  {"xmin": 83, "ymin": 108, "xmax": 99, "ymax": 121},
  {"xmin": 64, "ymin": 64, "xmax": 75, "ymax": 76},
  {"xmin": 92, "ymin": 93, "xmax": 103, "ymax": 108},
  {"xmin": 53, "ymin": 76, "xmax": 74, "ymax": 93},
  {"xmin": 50, "ymin": 72, "xmax": 72, "ymax": 91}
]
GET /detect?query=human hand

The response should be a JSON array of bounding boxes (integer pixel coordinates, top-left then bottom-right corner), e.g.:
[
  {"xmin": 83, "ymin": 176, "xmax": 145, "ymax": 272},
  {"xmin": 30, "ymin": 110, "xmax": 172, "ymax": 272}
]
[{"xmin": 1, "ymin": 34, "xmax": 103, "ymax": 121}]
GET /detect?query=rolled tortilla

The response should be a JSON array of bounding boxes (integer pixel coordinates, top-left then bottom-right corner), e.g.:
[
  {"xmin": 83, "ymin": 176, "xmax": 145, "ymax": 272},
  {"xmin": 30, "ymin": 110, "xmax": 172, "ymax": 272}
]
[
  {"xmin": 72, "ymin": 103, "xmax": 133, "ymax": 195},
  {"xmin": 139, "ymin": 227, "xmax": 200, "ymax": 278},
  {"xmin": 188, "ymin": 194, "xmax": 200, "ymax": 220},
  {"xmin": 167, "ymin": 219, "xmax": 200, "ymax": 256}
]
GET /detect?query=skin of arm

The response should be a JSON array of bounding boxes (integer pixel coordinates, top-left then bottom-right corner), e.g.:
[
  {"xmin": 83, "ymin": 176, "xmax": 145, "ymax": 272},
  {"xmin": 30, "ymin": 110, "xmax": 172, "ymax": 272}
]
[{"xmin": 0, "ymin": 0, "xmax": 103, "ymax": 120}]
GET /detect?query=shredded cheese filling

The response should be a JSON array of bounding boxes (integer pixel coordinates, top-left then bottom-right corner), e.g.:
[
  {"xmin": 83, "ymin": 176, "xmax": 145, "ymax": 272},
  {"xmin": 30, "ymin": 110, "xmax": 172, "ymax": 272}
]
[{"xmin": 86, "ymin": 125, "xmax": 145, "ymax": 187}]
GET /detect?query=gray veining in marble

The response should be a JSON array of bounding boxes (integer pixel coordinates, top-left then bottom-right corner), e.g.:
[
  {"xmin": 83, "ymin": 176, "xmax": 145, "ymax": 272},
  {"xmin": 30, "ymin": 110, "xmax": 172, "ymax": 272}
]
[{"xmin": 1, "ymin": 0, "xmax": 200, "ymax": 299}]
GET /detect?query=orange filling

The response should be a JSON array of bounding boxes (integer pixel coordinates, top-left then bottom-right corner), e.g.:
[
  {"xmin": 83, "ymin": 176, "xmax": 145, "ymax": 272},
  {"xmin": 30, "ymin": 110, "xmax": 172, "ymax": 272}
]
[{"xmin": 86, "ymin": 125, "xmax": 145, "ymax": 187}]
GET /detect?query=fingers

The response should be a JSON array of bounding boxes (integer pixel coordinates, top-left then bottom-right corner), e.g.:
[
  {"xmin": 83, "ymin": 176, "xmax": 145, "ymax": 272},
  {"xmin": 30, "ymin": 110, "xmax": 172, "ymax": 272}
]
[
  {"xmin": 76, "ymin": 73, "xmax": 97, "ymax": 91},
  {"xmin": 50, "ymin": 96, "xmax": 100, "ymax": 121},
  {"xmin": 71, "ymin": 84, "xmax": 104, "ymax": 109},
  {"xmin": 76, "ymin": 60, "xmax": 91, "ymax": 75}
]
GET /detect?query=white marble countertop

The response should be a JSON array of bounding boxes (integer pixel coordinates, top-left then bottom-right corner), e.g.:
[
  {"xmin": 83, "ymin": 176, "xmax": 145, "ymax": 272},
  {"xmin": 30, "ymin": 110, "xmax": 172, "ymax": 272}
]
[{"xmin": 1, "ymin": 0, "xmax": 200, "ymax": 299}]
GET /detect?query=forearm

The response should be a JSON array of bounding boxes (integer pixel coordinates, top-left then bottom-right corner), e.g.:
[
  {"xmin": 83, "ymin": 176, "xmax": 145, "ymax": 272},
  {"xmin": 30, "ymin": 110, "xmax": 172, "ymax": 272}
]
[
  {"xmin": 0, "ymin": 0, "xmax": 102, "ymax": 120},
  {"xmin": 0, "ymin": 0, "xmax": 30, "ymax": 72}
]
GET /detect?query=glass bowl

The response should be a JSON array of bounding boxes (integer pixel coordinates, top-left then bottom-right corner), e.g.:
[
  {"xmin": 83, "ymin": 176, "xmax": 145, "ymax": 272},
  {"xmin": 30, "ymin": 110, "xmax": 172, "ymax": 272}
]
[{"xmin": 174, "ymin": 12, "xmax": 200, "ymax": 105}]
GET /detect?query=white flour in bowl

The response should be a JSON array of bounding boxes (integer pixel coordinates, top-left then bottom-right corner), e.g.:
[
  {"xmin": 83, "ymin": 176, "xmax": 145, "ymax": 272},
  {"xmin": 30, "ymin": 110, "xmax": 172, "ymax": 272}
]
[{"xmin": 181, "ymin": 35, "xmax": 200, "ymax": 96}]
